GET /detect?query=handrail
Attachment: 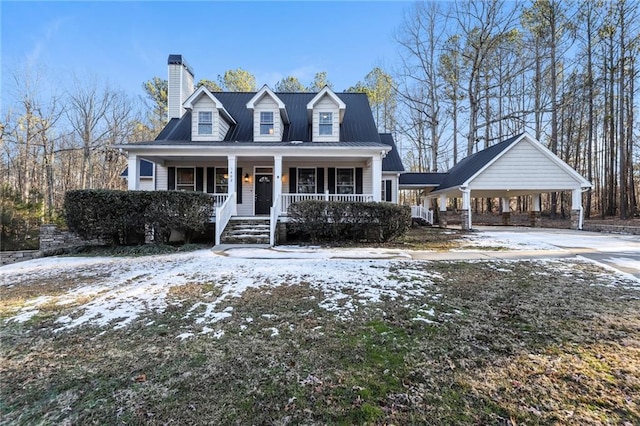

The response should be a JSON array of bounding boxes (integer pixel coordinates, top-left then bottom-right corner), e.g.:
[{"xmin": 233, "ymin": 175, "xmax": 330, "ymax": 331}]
[
  {"xmin": 269, "ymin": 194, "xmax": 282, "ymax": 246},
  {"xmin": 280, "ymin": 193, "xmax": 374, "ymax": 215},
  {"xmin": 411, "ymin": 205, "xmax": 434, "ymax": 224},
  {"xmin": 214, "ymin": 192, "xmax": 236, "ymax": 245}
]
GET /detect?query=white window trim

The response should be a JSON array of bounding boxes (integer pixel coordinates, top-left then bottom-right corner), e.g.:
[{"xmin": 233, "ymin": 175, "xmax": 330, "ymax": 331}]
[
  {"xmin": 336, "ymin": 167, "xmax": 355, "ymax": 194},
  {"xmin": 297, "ymin": 167, "xmax": 317, "ymax": 194},
  {"xmin": 198, "ymin": 111, "xmax": 213, "ymax": 135},
  {"xmin": 176, "ymin": 167, "xmax": 196, "ymax": 191},
  {"xmin": 319, "ymin": 111, "xmax": 333, "ymax": 136},
  {"xmin": 260, "ymin": 111, "xmax": 275, "ymax": 135}
]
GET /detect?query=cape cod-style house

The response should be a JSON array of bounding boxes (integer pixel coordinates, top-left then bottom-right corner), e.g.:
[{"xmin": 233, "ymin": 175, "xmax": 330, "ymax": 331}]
[
  {"xmin": 120, "ymin": 55, "xmax": 591, "ymax": 245},
  {"xmin": 120, "ymin": 55, "xmax": 404, "ymax": 245}
]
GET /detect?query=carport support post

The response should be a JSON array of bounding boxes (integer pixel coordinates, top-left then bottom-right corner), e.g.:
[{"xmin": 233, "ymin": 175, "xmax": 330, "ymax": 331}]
[
  {"xmin": 571, "ymin": 189, "xmax": 584, "ymax": 230},
  {"xmin": 501, "ymin": 197, "xmax": 511, "ymax": 225},
  {"xmin": 530, "ymin": 194, "xmax": 541, "ymax": 227},
  {"xmin": 461, "ymin": 189, "xmax": 472, "ymax": 231},
  {"xmin": 439, "ymin": 194, "xmax": 447, "ymax": 228}
]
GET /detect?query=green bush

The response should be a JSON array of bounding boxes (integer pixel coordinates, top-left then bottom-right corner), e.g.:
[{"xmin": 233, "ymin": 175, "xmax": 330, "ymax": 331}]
[
  {"xmin": 288, "ymin": 200, "xmax": 411, "ymax": 243},
  {"xmin": 64, "ymin": 190, "xmax": 214, "ymax": 245}
]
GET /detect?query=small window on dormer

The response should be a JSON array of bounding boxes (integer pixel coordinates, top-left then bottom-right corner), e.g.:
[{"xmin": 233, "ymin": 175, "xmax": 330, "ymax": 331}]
[
  {"xmin": 260, "ymin": 111, "xmax": 274, "ymax": 135},
  {"xmin": 198, "ymin": 111, "xmax": 212, "ymax": 135},
  {"xmin": 319, "ymin": 112, "xmax": 332, "ymax": 135}
]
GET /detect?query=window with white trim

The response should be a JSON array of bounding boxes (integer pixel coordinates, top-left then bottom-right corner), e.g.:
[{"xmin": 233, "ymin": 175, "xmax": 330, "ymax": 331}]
[
  {"xmin": 198, "ymin": 111, "xmax": 212, "ymax": 135},
  {"xmin": 260, "ymin": 111, "xmax": 274, "ymax": 135},
  {"xmin": 297, "ymin": 168, "xmax": 316, "ymax": 194},
  {"xmin": 215, "ymin": 168, "xmax": 228, "ymax": 193},
  {"xmin": 336, "ymin": 168, "xmax": 354, "ymax": 194},
  {"xmin": 319, "ymin": 112, "xmax": 332, "ymax": 135},
  {"xmin": 176, "ymin": 167, "xmax": 195, "ymax": 191}
]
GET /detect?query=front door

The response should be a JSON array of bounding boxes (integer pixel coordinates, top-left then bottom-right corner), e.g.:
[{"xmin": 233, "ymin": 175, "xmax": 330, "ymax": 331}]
[{"xmin": 255, "ymin": 174, "xmax": 273, "ymax": 215}]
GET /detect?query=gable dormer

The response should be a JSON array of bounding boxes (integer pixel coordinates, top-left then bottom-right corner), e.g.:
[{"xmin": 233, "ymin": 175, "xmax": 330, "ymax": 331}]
[
  {"xmin": 306, "ymin": 87, "xmax": 346, "ymax": 142},
  {"xmin": 183, "ymin": 86, "xmax": 236, "ymax": 141},
  {"xmin": 246, "ymin": 85, "xmax": 290, "ymax": 142}
]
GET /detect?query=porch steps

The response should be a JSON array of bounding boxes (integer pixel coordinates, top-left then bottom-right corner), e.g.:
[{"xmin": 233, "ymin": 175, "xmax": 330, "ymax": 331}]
[{"xmin": 220, "ymin": 218, "xmax": 270, "ymax": 245}]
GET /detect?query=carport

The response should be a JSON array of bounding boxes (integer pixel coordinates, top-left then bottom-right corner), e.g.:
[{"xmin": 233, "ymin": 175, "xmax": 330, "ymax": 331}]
[{"xmin": 400, "ymin": 133, "xmax": 592, "ymax": 230}]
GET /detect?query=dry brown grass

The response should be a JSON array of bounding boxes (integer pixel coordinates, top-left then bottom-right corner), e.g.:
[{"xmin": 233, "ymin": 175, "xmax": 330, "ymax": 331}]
[{"xmin": 1, "ymin": 258, "xmax": 639, "ymax": 425}]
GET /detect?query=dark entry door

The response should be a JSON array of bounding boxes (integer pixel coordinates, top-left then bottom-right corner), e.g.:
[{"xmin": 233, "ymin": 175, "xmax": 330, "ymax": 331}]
[{"xmin": 255, "ymin": 174, "xmax": 273, "ymax": 215}]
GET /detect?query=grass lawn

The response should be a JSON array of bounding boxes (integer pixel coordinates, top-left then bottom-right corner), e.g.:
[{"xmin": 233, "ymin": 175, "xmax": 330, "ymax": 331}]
[{"xmin": 1, "ymin": 232, "xmax": 639, "ymax": 425}]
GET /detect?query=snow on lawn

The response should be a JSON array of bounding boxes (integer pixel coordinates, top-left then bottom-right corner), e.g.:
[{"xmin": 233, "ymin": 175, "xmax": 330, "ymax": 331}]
[{"xmin": 1, "ymin": 248, "xmax": 438, "ymax": 333}]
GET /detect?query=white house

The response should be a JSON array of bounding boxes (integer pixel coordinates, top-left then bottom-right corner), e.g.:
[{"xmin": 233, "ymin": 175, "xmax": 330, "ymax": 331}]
[{"xmin": 119, "ymin": 55, "xmax": 404, "ymax": 245}]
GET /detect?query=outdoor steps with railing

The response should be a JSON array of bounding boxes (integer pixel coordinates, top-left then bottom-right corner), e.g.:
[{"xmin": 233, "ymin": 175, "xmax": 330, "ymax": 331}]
[{"xmin": 220, "ymin": 218, "xmax": 271, "ymax": 244}]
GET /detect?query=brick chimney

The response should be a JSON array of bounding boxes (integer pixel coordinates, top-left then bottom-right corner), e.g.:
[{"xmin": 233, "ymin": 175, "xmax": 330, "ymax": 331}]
[{"xmin": 167, "ymin": 54, "xmax": 195, "ymax": 121}]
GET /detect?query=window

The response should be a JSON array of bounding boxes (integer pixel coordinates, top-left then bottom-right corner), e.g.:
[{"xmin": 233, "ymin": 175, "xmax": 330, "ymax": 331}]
[
  {"xmin": 260, "ymin": 111, "xmax": 274, "ymax": 135},
  {"xmin": 382, "ymin": 179, "xmax": 392, "ymax": 202},
  {"xmin": 176, "ymin": 168, "xmax": 195, "ymax": 191},
  {"xmin": 198, "ymin": 111, "xmax": 212, "ymax": 135},
  {"xmin": 297, "ymin": 168, "xmax": 316, "ymax": 194},
  {"xmin": 319, "ymin": 112, "xmax": 332, "ymax": 135},
  {"xmin": 336, "ymin": 168, "xmax": 354, "ymax": 194},
  {"xmin": 215, "ymin": 168, "xmax": 228, "ymax": 193}
]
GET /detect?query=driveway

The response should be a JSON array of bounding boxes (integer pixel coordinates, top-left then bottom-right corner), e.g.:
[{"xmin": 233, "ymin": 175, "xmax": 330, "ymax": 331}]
[{"xmin": 452, "ymin": 226, "xmax": 640, "ymax": 279}]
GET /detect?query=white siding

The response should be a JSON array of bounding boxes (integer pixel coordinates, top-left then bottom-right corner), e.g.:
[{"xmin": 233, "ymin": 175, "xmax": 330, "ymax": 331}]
[
  {"xmin": 168, "ymin": 63, "xmax": 194, "ymax": 120},
  {"xmin": 382, "ymin": 173, "xmax": 399, "ymax": 203},
  {"xmin": 471, "ymin": 140, "xmax": 583, "ymax": 190},
  {"xmin": 282, "ymin": 161, "xmax": 371, "ymax": 194},
  {"xmin": 139, "ymin": 178, "xmax": 154, "ymax": 191},
  {"xmin": 156, "ymin": 165, "xmax": 168, "ymax": 190},
  {"xmin": 311, "ymin": 95, "xmax": 340, "ymax": 142},
  {"xmin": 219, "ymin": 116, "xmax": 231, "ymax": 140},
  {"xmin": 253, "ymin": 96, "xmax": 283, "ymax": 142},
  {"xmin": 191, "ymin": 97, "xmax": 221, "ymax": 141}
]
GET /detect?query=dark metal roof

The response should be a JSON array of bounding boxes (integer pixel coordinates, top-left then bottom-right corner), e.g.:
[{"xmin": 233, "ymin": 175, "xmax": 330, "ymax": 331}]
[
  {"xmin": 121, "ymin": 159, "xmax": 154, "ymax": 178},
  {"xmin": 379, "ymin": 133, "xmax": 404, "ymax": 172},
  {"xmin": 436, "ymin": 133, "xmax": 523, "ymax": 190},
  {"xmin": 399, "ymin": 172, "xmax": 445, "ymax": 186},
  {"xmin": 152, "ymin": 92, "xmax": 381, "ymax": 144}
]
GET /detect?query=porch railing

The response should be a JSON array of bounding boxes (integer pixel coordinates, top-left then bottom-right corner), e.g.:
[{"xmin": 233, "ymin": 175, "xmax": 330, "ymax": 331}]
[
  {"xmin": 280, "ymin": 193, "xmax": 374, "ymax": 215},
  {"xmin": 411, "ymin": 205, "xmax": 434, "ymax": 224},
  {"xmin": 210, "ymin": 193, "xmax": 228, "ymax": 208},
  {"xmin": 214, "ymin": 192, "xmax": 236, "ymax": 245}
]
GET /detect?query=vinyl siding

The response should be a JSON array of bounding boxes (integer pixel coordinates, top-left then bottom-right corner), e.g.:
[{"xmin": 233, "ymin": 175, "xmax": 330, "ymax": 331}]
[
  {"xmin": 382, "ymin": 173, "xmax": 399, "ymax": 203},
  {"xmin": 156, "ymin": 165, "xmax": 168, "ymax": 190},
  {"xmin": 311, "ymin": 96, "xmax": 340, "ymax": 142},
  {"xmin": 471, "ymin": 140, "xmax": 583, "ymax": 190},
  {"xmin": 168, "ymin": 64, "xmax": 194, "ymax": 120},
  {"xmin": 253, "ymin": 96, "xmax": 283, "ymax": 142},
  {"xmin": 191, "ymin": 97, "xmax": 221, "ymax": 141},
  {"xmin": 219, "ymin": 116, "xmax": 231, "ymax": 140}
]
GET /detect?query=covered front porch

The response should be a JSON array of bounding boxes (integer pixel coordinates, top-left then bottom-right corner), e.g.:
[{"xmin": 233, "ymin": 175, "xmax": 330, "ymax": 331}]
[{"xmin": 126, "ymin": 148, "xmax": 386, "ymax": 245}]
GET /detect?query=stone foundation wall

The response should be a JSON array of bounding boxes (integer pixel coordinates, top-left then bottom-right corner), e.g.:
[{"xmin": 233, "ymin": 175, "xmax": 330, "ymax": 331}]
[
  {"xmin": 0, "ymin": 250, "xmax": 42, "ymax": 266},
  {"xmin": 583, "ymin": 223, "xmax": 640, "ymax": 235},
  {"xmin": 501, "ymin": 212, "xmax": 511, "ymax": 226},
  {"xmin": 1, "ymin": 225, "xmax": 104, "ymax": 267},
  {"xmin": 570, "ymin": 209, "xmax": 582, "ymax": 230},
  {"xmin": 461, "ymin": 210, "xmax": 471, "ymax": 230},
  {"xmin": 529, "ymin": 211, "xmax": 541, "ymax": 227},
  {"xmin": 439, "ymin": 211, "xmax": 448, "ymax": 228}
]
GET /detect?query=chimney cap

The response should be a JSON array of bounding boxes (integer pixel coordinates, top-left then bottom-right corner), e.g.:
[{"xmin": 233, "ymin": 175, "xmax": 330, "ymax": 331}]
[{"xmin": 167, "ymin": 54, "xmax": 194, "ymax": 77}]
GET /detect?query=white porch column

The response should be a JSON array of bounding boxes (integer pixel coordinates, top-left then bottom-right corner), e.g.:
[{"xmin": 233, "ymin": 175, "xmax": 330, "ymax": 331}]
[
  {"xmin": 438, "ymin": 193, "xmax": 448, "ymax": 228},
  {"xmin": 461, "ymin": 188, "xmax": 472, "ymax": 230},
  {"xmin": 423, "ymin": 196, "xmax": 431, "ymax": 210},
  {"xmin": 501, "ymin": 197, "xmax": 511, "ymax": 225},
  {"xmin": 530, "ymin": 194, "xmax": 541, "ymax": 227},
  {"xmin": 372, "ymin": 155, "xmax": 382, "ymax": 201},
  {"xmin": 128, "ymin": 154, "xmax": 139, "ymax": 190},
  {"xmin": 273, "ymin": 155, "xmax": 282, "ymax": 204},
  {"xmin": 532, "ymin": 194, "xmax": 541, "ymax": 212},
  {"xmin": 227, "ymin": 155, "xmax": 237, "ymax": 215},
  {"xmin": 571, "ymin": 188, "xmax": 584, "ymax": 230}
]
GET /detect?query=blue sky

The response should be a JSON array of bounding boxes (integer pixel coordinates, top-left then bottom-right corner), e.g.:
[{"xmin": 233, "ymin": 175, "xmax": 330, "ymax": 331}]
[{"xmin": 1, "ymin": 1, "xmax": 411, "ymax": 103}]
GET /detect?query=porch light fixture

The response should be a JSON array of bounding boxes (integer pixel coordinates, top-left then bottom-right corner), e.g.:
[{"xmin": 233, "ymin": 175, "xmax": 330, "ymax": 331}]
[
  {"xmin": 223, "ymin": 172, "xmax": 229, "ymax": 179},
  {"xmin": 244, "ymin": 173, "xmax": 250, "ymax": 183}
]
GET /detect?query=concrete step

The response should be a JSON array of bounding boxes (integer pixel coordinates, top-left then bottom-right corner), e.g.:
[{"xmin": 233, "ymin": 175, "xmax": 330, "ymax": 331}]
[{"xmin": 221, "ymin": 218, "xmax": 271, "ymax": 245}]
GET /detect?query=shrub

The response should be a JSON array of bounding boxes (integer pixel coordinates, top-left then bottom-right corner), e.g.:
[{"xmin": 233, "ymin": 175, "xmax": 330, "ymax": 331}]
[
  {"xmin": 288, "ymin": 200, "xmax": 411, "ymax": 243},
  {"xmin": 64, "ymin": 190, "xmax": 214, "ymax": 245}
]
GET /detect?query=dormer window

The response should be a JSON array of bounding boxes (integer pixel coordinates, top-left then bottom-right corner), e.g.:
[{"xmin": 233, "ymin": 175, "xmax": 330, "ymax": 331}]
[
  {"xmin": 260, "ymin": 111, "xmax": 274, "ymax": 135},
  {"xmin": 319, "ymin": 112, "xmax": 333, "ymax": 136},
  {"xmin": 198, "ymin": 111, "xmax": 212, "ymax": 135}
]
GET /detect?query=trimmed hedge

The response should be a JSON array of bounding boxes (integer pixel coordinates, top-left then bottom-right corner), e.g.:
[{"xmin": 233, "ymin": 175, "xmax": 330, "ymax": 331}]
[
  {"xmin": 64, "ymin": 190, "xmax": 214, "ymax": 245},
  {"xmin": 288, "ymin": 200, "xmax": 411, "ymax": 243}
]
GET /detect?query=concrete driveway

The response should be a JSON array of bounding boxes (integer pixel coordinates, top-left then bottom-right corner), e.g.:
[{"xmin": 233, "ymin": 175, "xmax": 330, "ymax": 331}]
[{"xmin": 457, "ymin": 226, "xmax": 640, "ymax": 279}]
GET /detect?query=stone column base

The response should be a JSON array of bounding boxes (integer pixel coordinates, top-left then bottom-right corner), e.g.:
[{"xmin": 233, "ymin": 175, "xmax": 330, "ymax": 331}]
[
  {"xmin": 502, "ymin": 212, "xmax": 511, "ymax": 226},
  {"xmin": 461, "ymin": 210, "xmax": 471, "ymax": 230},
  {"xmin": 570, "ymin": 209, "xmax": 582, "ymax": 230},
  {"xmin": 529, "ymin": 211, "xmax": 541, "ymax": 227},
  {"xmin": 439, "ymin": 211, "xmax": 447, "ymax": 228}
]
